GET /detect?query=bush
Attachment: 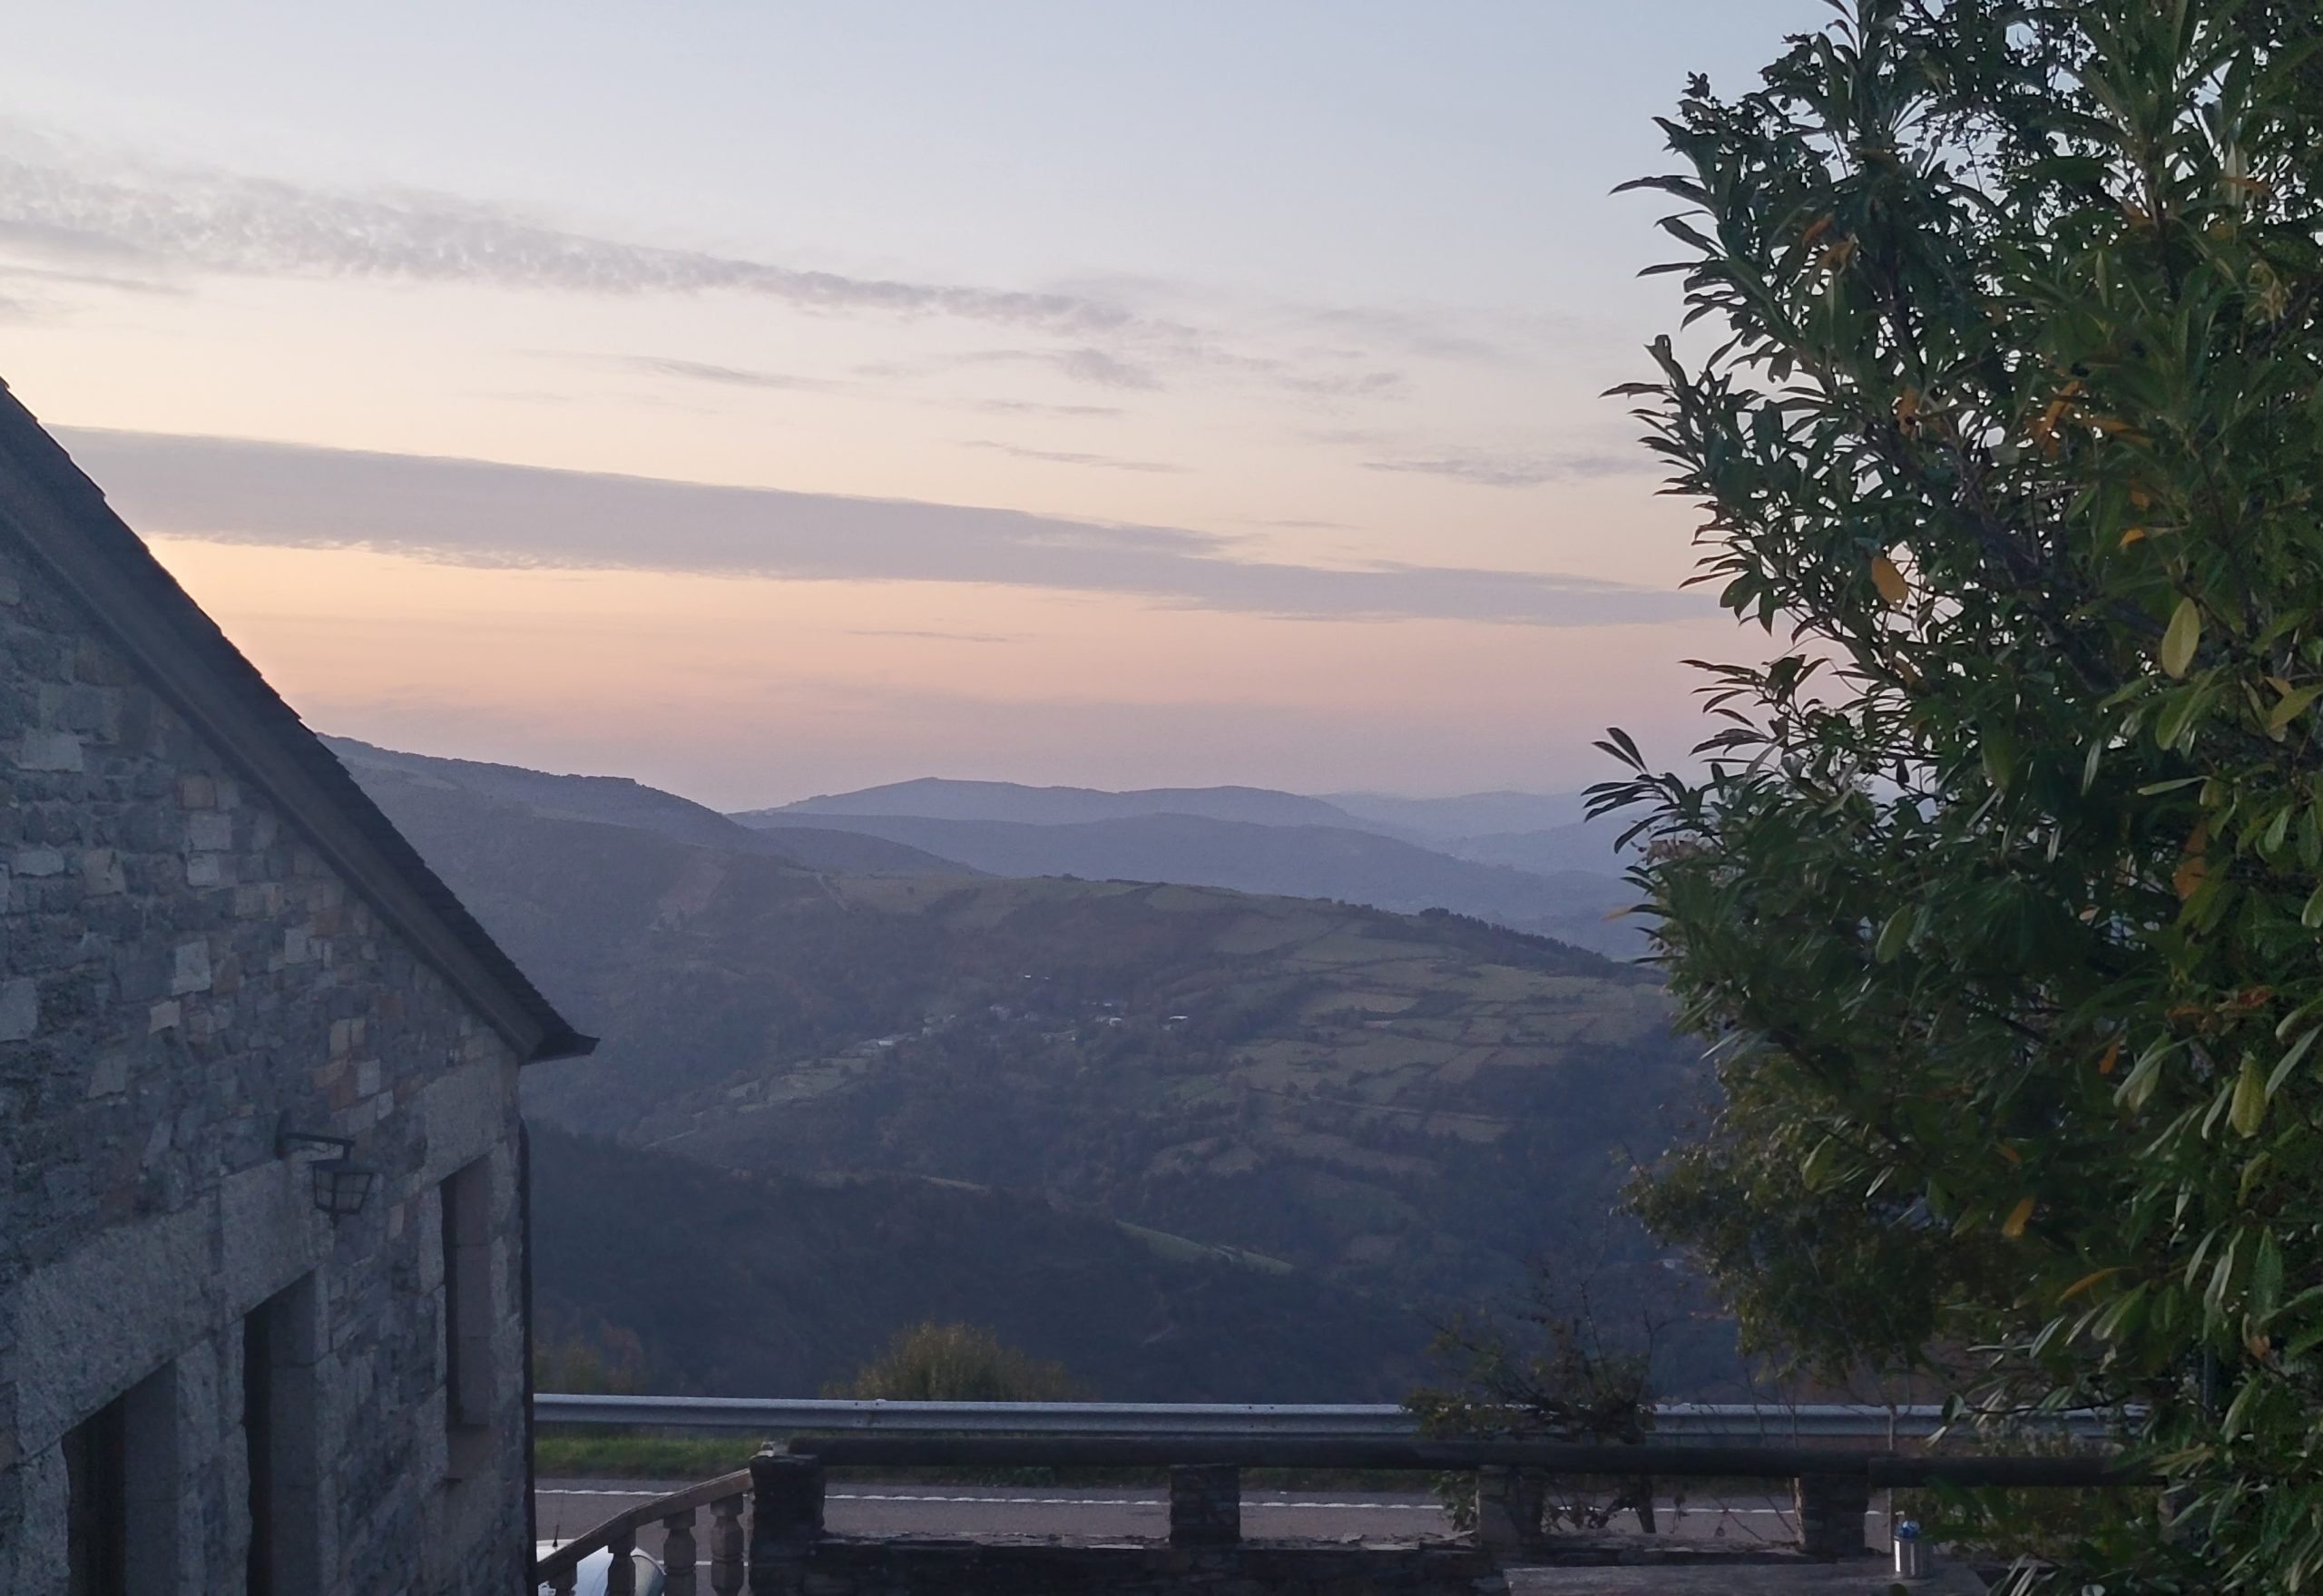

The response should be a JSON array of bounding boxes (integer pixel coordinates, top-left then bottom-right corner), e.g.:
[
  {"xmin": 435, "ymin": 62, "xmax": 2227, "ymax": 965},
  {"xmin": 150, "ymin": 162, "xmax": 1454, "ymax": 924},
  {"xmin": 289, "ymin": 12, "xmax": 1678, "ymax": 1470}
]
[{"xmin": 834, "ymin": 1322, "xmax": 1089, "ymax": 1402}]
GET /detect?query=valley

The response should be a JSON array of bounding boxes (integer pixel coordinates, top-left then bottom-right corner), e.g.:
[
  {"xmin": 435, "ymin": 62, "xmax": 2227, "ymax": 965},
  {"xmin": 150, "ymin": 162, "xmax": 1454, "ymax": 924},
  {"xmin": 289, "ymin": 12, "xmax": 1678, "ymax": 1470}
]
[{"xmin": 336, "ymin": 741, "xmax": 1712, "ymax": 1397}]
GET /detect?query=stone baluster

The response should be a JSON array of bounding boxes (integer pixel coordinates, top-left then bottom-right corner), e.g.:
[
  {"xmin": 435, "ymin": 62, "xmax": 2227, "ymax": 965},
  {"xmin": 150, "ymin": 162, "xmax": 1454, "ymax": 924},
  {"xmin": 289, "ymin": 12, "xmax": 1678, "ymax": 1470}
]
[
  {"xmin": 709, "ymin": 1493, "xmax": 746, "ymax": 1596},
  {"xmin": 1169, "ymin": 1464, "xmax": 1241, "ymax": 1546},
  {"xmin": 546, "ymin": 1563, "xmax": 579, "ymax": 1596},
  {"xmin": 1794, "ymin": 1469, "xmax": 1872, "ymax": 1559},
  {"xmin": 663, "ymin": 1507, "xmax": 699, "ymax": 1595},
  {"xmin": 606, "ymin": 1525, "xmax": 639, "ymax": 1596}
]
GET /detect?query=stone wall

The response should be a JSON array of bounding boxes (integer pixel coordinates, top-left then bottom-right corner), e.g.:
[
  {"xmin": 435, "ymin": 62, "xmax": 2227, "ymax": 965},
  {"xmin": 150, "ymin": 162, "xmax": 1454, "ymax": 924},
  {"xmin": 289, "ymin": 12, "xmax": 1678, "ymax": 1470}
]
[
  {"xmin": 750, "ymin": 1539, "xmax": 1502, "ymax": 1596},
  {"xmin": 0, "ymin": 529, "xmax": 534, "ymax": 1592}
]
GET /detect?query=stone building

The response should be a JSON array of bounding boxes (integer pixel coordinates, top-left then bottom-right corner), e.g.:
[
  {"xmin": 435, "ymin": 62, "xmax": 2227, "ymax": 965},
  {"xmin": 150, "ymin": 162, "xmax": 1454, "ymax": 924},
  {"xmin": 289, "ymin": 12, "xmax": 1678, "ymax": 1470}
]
[{"xmin": 0, "ymin": 381, "xmax": 593, "ymax": 1593}]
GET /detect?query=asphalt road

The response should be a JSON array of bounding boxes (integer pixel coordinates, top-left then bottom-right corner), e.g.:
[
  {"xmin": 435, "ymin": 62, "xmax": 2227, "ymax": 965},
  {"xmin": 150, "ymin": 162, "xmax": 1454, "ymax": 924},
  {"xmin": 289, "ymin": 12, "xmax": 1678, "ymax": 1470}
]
[{"xmin": 534, "ymin": 1479, "xmax": 1828, "ymax": 1558}]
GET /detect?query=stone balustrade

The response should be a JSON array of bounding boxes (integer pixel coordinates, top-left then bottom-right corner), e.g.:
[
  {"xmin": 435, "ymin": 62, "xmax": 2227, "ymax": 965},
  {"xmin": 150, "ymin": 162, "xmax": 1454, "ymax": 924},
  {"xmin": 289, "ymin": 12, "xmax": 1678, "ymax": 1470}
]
[
  {"xmin": 534, "ymin": 1469, "xmax": 749, "ymax": 1596},
  {"xmin": 530, "ymin": 1433, "xmax": 2147, "ymax": 1593}
]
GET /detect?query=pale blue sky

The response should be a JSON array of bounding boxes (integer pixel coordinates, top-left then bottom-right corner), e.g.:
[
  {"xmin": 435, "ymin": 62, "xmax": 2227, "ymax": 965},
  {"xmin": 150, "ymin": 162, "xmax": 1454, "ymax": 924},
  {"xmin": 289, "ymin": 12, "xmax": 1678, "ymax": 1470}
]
[{"xmin": 0, "ymin": 2, "xmax": 1825, "ymax": 805}]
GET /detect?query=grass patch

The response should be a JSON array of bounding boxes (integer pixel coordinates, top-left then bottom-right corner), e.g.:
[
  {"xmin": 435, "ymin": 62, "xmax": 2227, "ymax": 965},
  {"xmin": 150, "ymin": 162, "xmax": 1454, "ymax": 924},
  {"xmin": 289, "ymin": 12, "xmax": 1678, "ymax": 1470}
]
[{"xmin": 536, "ymin": 1434, "xmax": 760, "ymax": 1479}]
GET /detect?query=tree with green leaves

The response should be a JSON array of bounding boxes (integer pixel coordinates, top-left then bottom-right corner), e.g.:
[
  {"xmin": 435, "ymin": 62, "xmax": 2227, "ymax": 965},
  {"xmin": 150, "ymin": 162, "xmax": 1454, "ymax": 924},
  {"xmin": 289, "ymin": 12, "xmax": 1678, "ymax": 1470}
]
[{"xmin": 1593, "ymin": 1, "xmax": 2323, "ymax": 1586}]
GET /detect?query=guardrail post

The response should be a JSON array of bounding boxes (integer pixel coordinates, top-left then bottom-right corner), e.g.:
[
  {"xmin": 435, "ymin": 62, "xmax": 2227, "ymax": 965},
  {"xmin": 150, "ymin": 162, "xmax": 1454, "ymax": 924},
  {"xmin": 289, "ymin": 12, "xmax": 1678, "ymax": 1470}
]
[
  {"xmin": 747, "ymin": 1448, "xmax": 824, "ymax": 1594},
  {"xmin": 1794, "ymin": 1468, "xmax": 1871, "ymax": 1559},
  {"xmin": 1169, "ymin": 1464, "xmax": 1241, "ymax": 1546},
  {"xmin": 1475, "ymin": 1466, "xmax": 1544, "ymax": 1556}
]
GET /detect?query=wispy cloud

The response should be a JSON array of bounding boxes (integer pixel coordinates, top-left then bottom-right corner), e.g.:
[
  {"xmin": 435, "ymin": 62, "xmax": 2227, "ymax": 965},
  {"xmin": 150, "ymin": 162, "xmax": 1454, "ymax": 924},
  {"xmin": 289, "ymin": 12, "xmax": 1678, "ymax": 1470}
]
[
  {"xmin": 843, "ymin": 628, "xmax": 1015, "ymax": 644},
  {"xmin": 63, "ymin": 426, "xmax": 1706, "ymax": 629},
  {"xmin": 973, "ymin": 399, "xmax": 1123, "ymax": 419},
  {"xmin": 0, "ymin": 259, "xmax": 184, "ymax": 297},
  {"xmin": 927, "ymin": 347, "xmax": 1162, "ymax": 391},
  {"xmin": 0, "ymin": 122, "xmax": 1516, "ymax": 413},
  {"xmin": 0, "ymin": 122, "xmax": 1134, "ymax": 336},
  {"xmin": 1282, "ymin": 368, "xmax": 1406, "ymax": 399},
  {"xmin": 965, "ymin": 440, "xmax": 1184, "ymax": 474},
  {"xmin": 1362, "ymin": 450, "xmax": 1650, "ymax": 488},
  {"xmin": 604, "ymin": 356, "xmax": 836, "ymax": 391}
]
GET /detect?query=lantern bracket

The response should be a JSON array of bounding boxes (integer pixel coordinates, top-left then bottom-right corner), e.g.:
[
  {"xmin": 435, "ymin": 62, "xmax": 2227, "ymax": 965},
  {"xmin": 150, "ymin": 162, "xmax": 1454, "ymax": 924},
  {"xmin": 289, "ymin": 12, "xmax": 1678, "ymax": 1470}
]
[{"xmin": 275, "ymin": 1124, "xmax": 378, "ymax": 1219}]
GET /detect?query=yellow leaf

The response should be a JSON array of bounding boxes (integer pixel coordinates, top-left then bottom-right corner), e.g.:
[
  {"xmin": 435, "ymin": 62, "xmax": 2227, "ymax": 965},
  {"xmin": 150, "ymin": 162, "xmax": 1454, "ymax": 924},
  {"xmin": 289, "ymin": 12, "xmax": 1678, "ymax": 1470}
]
[
  {"xmin": 2098, "ymin": 1040, "xmax": 2121, "ymax": 1075},
  {"xmin": 2175, "ymin": 854, "xmax": 2208, "ymax": 900},
  {"xmin": 1871, "ymin": 554, "xmax": 1909, "ymax": 605},
  {"xmin": 2231, "ymin": 1056, "xmax": 2267, "ymax": 1138},
  {"xmin": 2120, "ymin": 527, "xmax": 2147, "ymax": 548},
  {"xmin": 2176, "ymin": 818, "xmax": 2210, "ymax": 902},
  {"xmin": 2161, "ymin": 596, "xmax": 2201, "ymax": 679},
  {"xmin": 2058, "ymin": 1267, "xmax": 2123, "ymax": 1303},
  {"xmin": 1997, "ymin": 1142, "xmax": 2022, "ymax": 1165},
  {"xmin": 2269, "ymin": 683, "xmax": 2323, "ymax": 731},
  {"xmin": 2002, "ymin": 1197, "xmax": 2035, "ymax": 1239}
]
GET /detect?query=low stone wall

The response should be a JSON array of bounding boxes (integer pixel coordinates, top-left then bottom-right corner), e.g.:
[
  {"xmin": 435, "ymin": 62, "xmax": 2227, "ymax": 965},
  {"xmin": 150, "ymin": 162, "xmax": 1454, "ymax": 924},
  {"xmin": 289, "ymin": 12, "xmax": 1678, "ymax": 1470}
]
[{"xmin": 750, "ymin": 1536, "xmax": 1501, "ymax": 1596}]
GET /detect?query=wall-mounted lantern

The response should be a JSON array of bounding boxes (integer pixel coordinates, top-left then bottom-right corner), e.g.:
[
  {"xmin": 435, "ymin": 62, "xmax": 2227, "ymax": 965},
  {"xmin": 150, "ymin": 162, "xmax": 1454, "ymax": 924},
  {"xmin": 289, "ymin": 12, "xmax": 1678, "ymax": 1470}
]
[{"xmin": 277, "ymin": 1128, "xmax": 379, "ymax": 1219}]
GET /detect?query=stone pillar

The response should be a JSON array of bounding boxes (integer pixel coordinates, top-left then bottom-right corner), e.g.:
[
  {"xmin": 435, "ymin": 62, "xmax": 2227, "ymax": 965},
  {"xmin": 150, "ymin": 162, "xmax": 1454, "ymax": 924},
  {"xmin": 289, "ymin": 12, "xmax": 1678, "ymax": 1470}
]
[
  {"xmin": 1169, "ymin": 1464, "xmax": 1240, "ymax": 1546},
  {"xmin": 746, "ymin": 1450, "xmax": 824, "ymax": 1595},
  {"xmin": 1794, "ymin": 1470, "xmax": 1872, "ymax": 1559},
  {"xmin": 1475, "ymin": 1467, "xmax": 1545, "ymax": 1556}
]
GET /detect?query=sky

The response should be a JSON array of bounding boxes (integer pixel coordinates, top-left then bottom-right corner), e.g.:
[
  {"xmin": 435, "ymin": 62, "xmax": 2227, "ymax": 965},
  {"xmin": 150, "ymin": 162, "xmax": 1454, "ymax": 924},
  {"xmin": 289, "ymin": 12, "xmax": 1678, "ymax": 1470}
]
[{"xmin": 0, "ymin": 1, "xmax": 1827, "ymax": 808}]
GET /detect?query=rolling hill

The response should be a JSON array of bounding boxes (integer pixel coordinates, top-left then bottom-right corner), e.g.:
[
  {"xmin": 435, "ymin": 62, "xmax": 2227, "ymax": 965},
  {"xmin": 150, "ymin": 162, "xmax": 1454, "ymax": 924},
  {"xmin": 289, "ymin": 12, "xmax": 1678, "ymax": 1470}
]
[{"xmin": 341, "ymin": 751, "xmax": 1701, "ymax": 1302}]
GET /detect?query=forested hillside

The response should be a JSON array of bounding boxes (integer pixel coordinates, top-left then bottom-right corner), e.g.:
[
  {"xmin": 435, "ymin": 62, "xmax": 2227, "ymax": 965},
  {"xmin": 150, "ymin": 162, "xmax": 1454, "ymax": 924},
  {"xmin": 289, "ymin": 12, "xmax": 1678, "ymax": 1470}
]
[{"xmin": 530, "ymin": 1124, "xmax": 1435, "ymax": 1399}]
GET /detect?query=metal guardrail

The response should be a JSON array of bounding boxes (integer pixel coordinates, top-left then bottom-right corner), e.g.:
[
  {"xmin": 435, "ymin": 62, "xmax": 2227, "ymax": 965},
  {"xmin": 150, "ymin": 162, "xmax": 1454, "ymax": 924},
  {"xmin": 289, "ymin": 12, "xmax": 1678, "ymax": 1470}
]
[{"xmin": 534, "ymin": 1394, "xmax": 2122, "ymax": 1440}]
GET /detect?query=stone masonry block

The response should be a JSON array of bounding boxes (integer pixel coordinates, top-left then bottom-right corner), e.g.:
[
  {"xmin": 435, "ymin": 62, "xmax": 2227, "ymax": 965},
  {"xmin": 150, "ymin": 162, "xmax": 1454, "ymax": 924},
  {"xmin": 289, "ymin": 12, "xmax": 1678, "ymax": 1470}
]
[
  {"xmin": 0, "ymin": 979, "xmax": 34, "ymax": 1042},
  {"xmin": 16, "ymin": 730, "xmax": 81, "ymax": 771},
  {"xmin": 170, "ymin": 941, "xmax": 211, "ymax": 994}
]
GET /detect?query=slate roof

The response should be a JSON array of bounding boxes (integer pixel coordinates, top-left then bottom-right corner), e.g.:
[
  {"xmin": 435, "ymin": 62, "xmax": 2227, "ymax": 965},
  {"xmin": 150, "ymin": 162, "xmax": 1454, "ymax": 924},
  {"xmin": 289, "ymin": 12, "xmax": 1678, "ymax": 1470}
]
[{"xmin": 0, "ymin": 380, "xmax": 593, "ymax": 1063}]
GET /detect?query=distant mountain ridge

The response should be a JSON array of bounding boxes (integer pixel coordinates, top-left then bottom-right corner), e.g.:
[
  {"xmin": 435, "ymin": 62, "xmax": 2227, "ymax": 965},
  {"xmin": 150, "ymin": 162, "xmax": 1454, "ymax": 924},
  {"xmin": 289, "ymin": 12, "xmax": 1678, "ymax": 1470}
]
[
  {"xmin": 750, "ymin": 778, "xmax": 1629, "ymax": 877},
  {"xmin": 737, "ymin": 807, "xmax": 1634, "ymax": 953},
  {"xmin": 735, "ymin": 777, "xmax": 1633, "ymax": 954},
  {"xmin": 763, "ymin": 777, "xmax": 1368, "ymax": 830},
  {"xmin": 1321, "ymin": 789, "xmax": 1595, "ymax": 842},
  {"xmin": 324, "ymin": 737, "xmax": 975, "ymax": 877}
]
